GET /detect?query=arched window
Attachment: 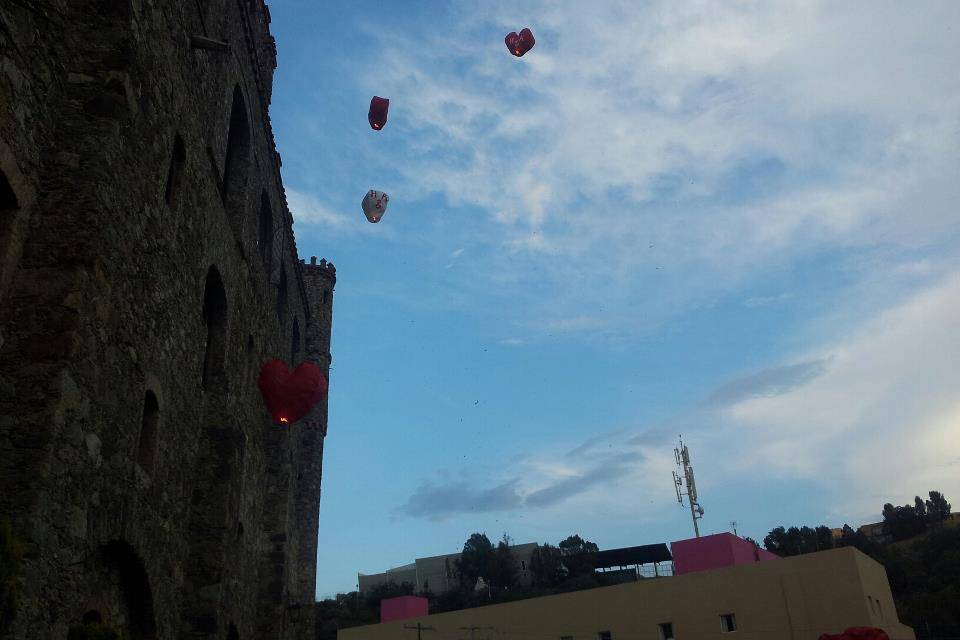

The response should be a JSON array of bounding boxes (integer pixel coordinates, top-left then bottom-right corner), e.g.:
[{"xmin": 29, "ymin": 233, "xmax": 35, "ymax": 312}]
[
  {"xmin": 137, "ymin": 391, "xmax": 159, "ymax": 471},
  {"xmin": 257, "ymin": 192, "xmax": 273, "ymax": 275},
  {"xmin": 0, "ymin": 168, "xmax": 20, "ymax": 304},
  {"xmin": 222, "ymin": 86, "xmax": 251, "ymax": 224},
  {"xmin": 276, "ymin": 266, "xmax": 287, "ymax": 325},
  {"xmin": 201, "ymin": 266, "xmax": 228, "ymax": 392},
  {"xmin": 164, "ymin": 134, "xmax": 186, "ymax": 208},
  {"xmin": 291, "ymin": 318, "xmax": 300, "ymax": 365}
]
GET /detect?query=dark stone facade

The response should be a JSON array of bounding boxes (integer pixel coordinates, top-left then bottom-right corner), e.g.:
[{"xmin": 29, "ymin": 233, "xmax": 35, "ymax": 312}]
[{"xmin": 0, "ymin": 1, "xmax": 334, "ymax": 639}]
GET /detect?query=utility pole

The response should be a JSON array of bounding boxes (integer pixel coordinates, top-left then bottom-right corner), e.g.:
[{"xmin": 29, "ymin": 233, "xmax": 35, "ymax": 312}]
[
  {"xmin": 672, "ymin": 436, "xmax": 705, "ymax": 537},
  {"xmin": 730, "ymin": 521, "xmax": 738, "ymax": 536},
  {"xmin": 404, "ymin": 623, "xmax": 436, "ymax": 640}
]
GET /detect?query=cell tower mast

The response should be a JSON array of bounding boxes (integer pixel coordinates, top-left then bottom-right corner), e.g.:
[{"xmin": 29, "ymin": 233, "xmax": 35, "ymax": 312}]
[{"xmin": 672, "ymin": 436, "xmax": 705, "ymax": 537}]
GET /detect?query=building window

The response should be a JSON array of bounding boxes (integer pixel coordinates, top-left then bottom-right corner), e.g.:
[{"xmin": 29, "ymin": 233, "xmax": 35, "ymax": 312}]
[
  {"xmin": 222, "ymin": 85, "xmax": 251, "ymax": 209},
  {"xmin": 257, "ymin": 192, "xmax": 273, "ymax": 274},
  {"xmin": 137, "ymin": 390, "xmax": 159, "ymax": 471},
  {"xmin": 598, "ymin": 632, "xmax": 612, "ymax": 640},
  {"xmin": 876, "ymin": 600, "xmax": 883, "ymax": 618},
  {"xmin": 164, "ymin": 134, "xmax": 186, "ymax": 207},
  {"xmin": 521, "ymin": 560, "xmax": 526, "ymax": 571},
  {"xmin": 659, "ymin": 623, "xmax": 675, "ymax": 640},
  {"xmin": 201, "ymin": 266, "xmax": 228, "ymax": 392},
  {"xmin": 720, "ymin": 613, "xmax": 737, "ymax": 633},
  {"xmin": 291, "ymin": 317, "xmax": 301, "ymax": 365},
  {"xmin": 276, "ymin": 266, "xmax": 287, "ymax": 324}
]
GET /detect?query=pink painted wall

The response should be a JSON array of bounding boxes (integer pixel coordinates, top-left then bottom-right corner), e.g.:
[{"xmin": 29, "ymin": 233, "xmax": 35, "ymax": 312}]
[
  {"xmin": 380, "ymin": 596, "xmax": 429, "ymax": 623},
  {"xmin": 671, "ymin": 533, "xmax": 780, "ymax": 575}
]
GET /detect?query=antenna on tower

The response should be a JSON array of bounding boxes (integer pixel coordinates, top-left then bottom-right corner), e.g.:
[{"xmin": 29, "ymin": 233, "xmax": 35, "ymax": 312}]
[{"xmin": 672, "ymin": 436, "xmax": 705, "ymax": 537}]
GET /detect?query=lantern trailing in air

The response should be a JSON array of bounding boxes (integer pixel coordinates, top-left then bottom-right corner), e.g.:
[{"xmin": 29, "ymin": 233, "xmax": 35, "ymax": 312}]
[
  {"xmin": 505, "ymin": 28, "xmax": 535, "ymax": 57},
  {"xmin": 257, "ymin": 359, "xmax": 328, "ymax": 425},
  {"xmin": 368, "ymin": 96, "xmax": 389, "ymax": 130},
  {"xmin": 361, "ymin": 190, "xmax": 389, "ymax": 223}
]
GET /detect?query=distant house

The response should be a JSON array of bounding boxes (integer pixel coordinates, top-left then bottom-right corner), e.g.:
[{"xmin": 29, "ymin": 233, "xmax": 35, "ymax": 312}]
[{"xmin": 359, "ymin": 543, "xmax": 539, "ymax": 595}]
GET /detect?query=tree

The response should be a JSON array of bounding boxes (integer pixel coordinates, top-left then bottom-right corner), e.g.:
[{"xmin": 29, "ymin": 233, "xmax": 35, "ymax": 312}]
[
  {"xmin": 457, "ymin": 533, "xmax": 494, "ymax": 587},
  {"xmin": 363, "ymin": 581, "xmax": 414, "ymax": 610},
  {"xmin": 764, "ymin": 524, "xmax": 833, "ymax": 556},
  {"xmin": 926, "ymin": 491, "xmax": 952, "ymax": 525},
  {"xmin": 744, "ymin": 536, "xmax": 760, "ymax": 548},
  {"xmin": 529, "ymin": 543, "xmax": 566, "ymax": 588},
  {"xmin": 815, "ymin": 525, "xmax": 835, "ymax": 551},
  {"xmin": 914, "ymin": 496, "xmax": 928, "ymax": 521},
  {"xmin": 764, "ymin": 526, "xmax": 788, "ymax": 555},
  {"xmin": 558, "ymin": 534, "xmax": 599, "ymax": 578},
  {"xmin": 883, "ymin": 501, "xmax": 927, "ymax": 541},
  {"xmin": 489, "ymin": 534, "xmax": 519, "ymax": 591}
]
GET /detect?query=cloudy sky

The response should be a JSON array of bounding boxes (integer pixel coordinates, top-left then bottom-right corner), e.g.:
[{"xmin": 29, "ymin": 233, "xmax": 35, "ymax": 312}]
[{"xmin": 265, "ymin": 0, "xmax": 960, "ymax": 598}]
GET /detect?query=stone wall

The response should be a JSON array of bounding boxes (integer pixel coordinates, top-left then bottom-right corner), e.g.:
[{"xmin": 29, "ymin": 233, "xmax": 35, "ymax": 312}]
[{"xmin": 0, "ymin": 1, "xmax": 332, "ymax": 639}]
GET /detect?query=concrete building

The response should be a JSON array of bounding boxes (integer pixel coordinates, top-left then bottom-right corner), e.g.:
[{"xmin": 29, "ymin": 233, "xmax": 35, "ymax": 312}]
[
  {"xmin": 0, "ymin": 1, "xmax": 333, "ymax": 638},
  {"xmin": 342, "ymin": 546, "xmax": 915, "ymax": 640},
  {"xmin": 359, "ymin": 543, "xmax": 539, "ymax": 595}
]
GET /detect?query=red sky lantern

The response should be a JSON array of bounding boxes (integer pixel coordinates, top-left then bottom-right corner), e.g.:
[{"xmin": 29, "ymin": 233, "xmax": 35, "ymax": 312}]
[
  {"xmin": 505, "ymin": 28, "xmax": 535, "ymax": 57},
  {"xmin": 257, "ymin": 359, "xmax": 328, "ymax": 425},
  {"xmin": 368, "ymin": 96, "xmax": 389, "ymax": 130}
]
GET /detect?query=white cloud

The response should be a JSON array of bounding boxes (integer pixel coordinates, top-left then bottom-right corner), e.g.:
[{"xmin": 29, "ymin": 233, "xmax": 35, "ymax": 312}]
[
  {"xmin": 712, "ymin": 272, "xmax": 960, "ymax": 520},
  {"xmin": 355, "ymin": 0, "xmax": 960, "ymax": 339}
]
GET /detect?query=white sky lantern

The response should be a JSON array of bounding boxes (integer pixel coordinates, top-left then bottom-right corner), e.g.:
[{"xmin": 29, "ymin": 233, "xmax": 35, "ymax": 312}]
[{"xmin": 362, "ymin": 189, "xmax": 389, "ymax": 223}]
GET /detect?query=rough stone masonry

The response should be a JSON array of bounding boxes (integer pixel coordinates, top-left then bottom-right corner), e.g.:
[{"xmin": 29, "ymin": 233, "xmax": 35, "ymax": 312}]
[{"xmin": 0, "ymin": 1, "xmax": 334, "ymax": 639}]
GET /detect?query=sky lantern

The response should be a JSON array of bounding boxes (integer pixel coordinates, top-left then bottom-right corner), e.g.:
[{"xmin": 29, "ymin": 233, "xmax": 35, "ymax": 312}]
[
  {"xmin": 257, "ymin": 359, "xmax": 328, "ymax": 426},
  {"xmin": 362, "ymin": 190, "xmax": 389, "ymax": 223},
  {"xmin": 505, "ymin": 28, "xmax": 535, "ymax": 57},
  {"xmin": 368, "ymin": 96, "xmax": 389, "ymax": 130}
]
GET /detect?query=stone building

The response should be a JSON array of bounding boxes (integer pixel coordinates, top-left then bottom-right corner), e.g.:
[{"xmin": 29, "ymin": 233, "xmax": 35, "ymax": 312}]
[{"xmin": 0, "ymin": 1, "xmax": 334, "ymax": 639}]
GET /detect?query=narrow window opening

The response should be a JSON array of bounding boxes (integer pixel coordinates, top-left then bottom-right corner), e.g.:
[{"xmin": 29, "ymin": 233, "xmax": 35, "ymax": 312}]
[
  {"xmin": 1, "ymin": 168, "xmax": 18, "ymax": 269},
  {"xmin": 137, "ymin": 390, "xmax": 159, "ymax": 471},
  {"xmin": 222, "ymin": 86, "xmax": 251, "ymax": 207},
  {"xmin": 291, "ymin": 318, "xmax": 301, "ymax": 365},
  {"xmin": 276, "ymin": 266, "xmax": 287, "ymax": 325},
  {"xmin": 164, "ymin": 134, "xmax": 186, "ymax": 207},
  {"xmin": 202, "ymin": 266, "xmax": 228, "ymax": 392},
  {"xmin": 598, "ymin": 632, "xmax": 612, "ymax": 640},
  {"xmin": 227, "ymin": 622, "xmax": 239, "ymax": 640},
  {"xmin": 257, "ymin": 192, "xmax": 273, "ymax": 274},
  {"xmin": 322, "ymin": 289, "xmax": 329, "ymax": 305},
  {"xmin": 720, "ymin": 613, "xmax": 737, "ymax": 632},
  {"xmin": 659, "ymin": 622, "xmax": 675, "ymax": 640},
  {"xmin": 521, "ymin": 560, "xmax": 526, "ymax": 571}
]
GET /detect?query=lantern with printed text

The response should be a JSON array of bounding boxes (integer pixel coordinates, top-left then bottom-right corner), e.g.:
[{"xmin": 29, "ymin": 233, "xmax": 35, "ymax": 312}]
[
  {"xmin": 257, "ymin": 359, "xmax": 327, "ymax": 426},
  {"xmin": 368, "ymin": 96, "xmax": 389, "ymax": 130},
  {"xmin": 505, "ymin": 28, "xmax": 535, "ymax": 57},
  {"xmin": 361, "ymin": 190, "xmax": 389, "ymax": 223}
]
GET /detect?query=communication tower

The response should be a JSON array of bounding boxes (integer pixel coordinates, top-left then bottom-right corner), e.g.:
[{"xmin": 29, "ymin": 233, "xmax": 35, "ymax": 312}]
[{"xmin": 672, "ymin": 436, "xmax": 705, "ymax": 537}]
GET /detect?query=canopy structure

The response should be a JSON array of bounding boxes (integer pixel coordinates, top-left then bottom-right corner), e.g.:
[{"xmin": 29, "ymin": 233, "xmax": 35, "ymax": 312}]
[{"xmin": 594, "ymin": 544, "xmax": 673, "ymax": 569}]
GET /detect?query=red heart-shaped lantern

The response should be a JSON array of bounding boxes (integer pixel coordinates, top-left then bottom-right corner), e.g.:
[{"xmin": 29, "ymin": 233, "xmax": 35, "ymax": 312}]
[
  {"xmin": 368, "ymin": 96, "xmax": 389, "ymax": 130},
  {"xmin": 505, "ymin": 28, "xmax": 535, "ymax": 57},
  {"xmin": 257, "ymin": 359, "xmax": 328, "ymax": 425}
]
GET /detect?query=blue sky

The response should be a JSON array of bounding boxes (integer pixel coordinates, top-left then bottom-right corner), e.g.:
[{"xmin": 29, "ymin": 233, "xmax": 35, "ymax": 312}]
[{"xmin": 264, "ymin": 0, "xmax": 960, "ymax": 599}]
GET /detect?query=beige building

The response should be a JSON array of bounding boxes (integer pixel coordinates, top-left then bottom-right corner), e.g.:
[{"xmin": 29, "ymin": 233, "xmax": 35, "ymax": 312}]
[
  {"xmin": 342, "ymin": 546, "xmax": 914, "ymax": 640},
  {"xmin": 359, "ymin": 543, "xmax": 539, "ymax": 595}
]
